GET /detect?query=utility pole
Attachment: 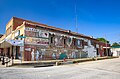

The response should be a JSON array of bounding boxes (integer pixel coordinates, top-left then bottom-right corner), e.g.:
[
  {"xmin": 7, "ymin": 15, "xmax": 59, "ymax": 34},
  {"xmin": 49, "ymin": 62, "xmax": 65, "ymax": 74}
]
[
  {"xmin": 75, "ymin": 0, "xmax": 78, "ymax": 33},
  {"xmin": 74, "ymin": 0, "xmax": 81, "ymax": 58},
  {"xmin": 105, "ymin": 34, "xmax": 108, "ymax": 56}
]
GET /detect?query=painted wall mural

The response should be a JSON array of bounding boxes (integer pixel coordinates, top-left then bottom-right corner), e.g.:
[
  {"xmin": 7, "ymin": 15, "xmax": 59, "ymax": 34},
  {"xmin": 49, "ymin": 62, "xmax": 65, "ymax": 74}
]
[
  {"xmin": 31, "ymin": 49, "xmax": 35, "ymax": 61},
  {"xmin": 25, "ymin": 27, "xmax": 49, "ymax": 38},
  {"xmin": 25, "ymin": 37, "xmax": 49, "ymax": 45},
  {"xmin": 36, "ymin": 50, "xmax": 39, "ymax": 60},
  {"xmin": 76, "ymin": 39, "xmax": 83, "ymax": 48},
  {"xmin": 82, "ymin": 45, "xmax": 97, "ymax": 58},
  {"xmin": 66, "ymin": 36, "xmax": 73, "ymax": 47},
  {"xmin": 54, "ymin": 35, "xmax": 64, "ymax": 47},
  {"xmin": 24, "ymin": 27, "xmax": 103, "ymax": 60}
]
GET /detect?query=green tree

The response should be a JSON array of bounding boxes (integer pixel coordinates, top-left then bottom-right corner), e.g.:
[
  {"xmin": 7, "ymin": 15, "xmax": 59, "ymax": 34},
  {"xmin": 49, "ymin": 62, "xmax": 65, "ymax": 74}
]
[
  {"xmin": 112, "ymin": 42, "xmax": 120, "ymax": 47},
  {"xmin": 97, "ymin": 38, "xmax": 109, "ymax": 43}
]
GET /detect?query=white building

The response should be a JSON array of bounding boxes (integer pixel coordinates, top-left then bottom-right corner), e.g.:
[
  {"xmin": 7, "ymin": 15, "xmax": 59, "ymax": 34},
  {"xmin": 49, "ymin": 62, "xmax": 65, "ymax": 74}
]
[{"xmin": 111, "ymin": 46, "xmax": 120, "ymax": 57}]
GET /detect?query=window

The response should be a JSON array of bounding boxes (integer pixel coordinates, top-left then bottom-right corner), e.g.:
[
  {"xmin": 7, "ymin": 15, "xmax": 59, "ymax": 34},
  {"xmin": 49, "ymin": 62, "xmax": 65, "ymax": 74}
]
[
  {"xmin": 73, "ymin": 39, "xmax": 76, "ymax": 46},
  {"xmin": 51, "ymin": 37, "xmax": 53, "ymax": 44},
  {"xmin": 6, "ymin": 25, "xmax": 12, "ymax": 36},
  {"xmin": 64, "ymin": 39, "xmax": 66, "ymax": 45}
]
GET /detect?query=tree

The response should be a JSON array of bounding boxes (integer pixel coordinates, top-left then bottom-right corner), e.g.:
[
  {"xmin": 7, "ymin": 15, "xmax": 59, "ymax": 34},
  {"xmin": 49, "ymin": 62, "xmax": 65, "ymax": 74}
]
[
  {"xmin": 112, "ymin": 42, "xmax": 120, "ymax": 47},
  {"xmin": 97, "ymin": 38, "xmax": 109, "ymax": 43}
]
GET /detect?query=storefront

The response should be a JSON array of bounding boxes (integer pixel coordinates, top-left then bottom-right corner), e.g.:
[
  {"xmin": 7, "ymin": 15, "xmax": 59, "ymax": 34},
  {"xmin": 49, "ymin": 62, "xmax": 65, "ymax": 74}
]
[
  {"xmin": 0, "ymin": 39, "xmax": 23, "ymax": 60},
  {"xmin": 0, "ymin": 17, "xmax": 111, "ymax": 61}
]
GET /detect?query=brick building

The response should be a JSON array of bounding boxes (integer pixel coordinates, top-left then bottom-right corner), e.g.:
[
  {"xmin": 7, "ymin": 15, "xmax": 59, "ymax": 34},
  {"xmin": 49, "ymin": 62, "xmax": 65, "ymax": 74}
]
[{"xmin": 0, "ymin": 17, "xmax": 111, "ymax": 61}]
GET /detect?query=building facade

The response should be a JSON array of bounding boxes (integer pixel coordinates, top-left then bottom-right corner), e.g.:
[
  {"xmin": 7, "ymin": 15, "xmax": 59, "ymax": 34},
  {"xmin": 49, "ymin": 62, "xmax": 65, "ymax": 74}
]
[
  {"xmin": 111, "ymin": 46, "xmax": 120, "ymax": 56},
  {"xmin": 0, "ymin": 17, "xmax": 111, "ymax": 61}
]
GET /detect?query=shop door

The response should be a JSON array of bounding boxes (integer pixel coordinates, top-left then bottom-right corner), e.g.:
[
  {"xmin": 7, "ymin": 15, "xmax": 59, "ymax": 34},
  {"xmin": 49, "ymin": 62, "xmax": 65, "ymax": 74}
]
[
  {"xmin": 15, "ymin": 46, "xmax": 19, "ymax": 59},
  {"xmin": 7, "ymin": 47, "xmax": 10, "ymax": 58}
]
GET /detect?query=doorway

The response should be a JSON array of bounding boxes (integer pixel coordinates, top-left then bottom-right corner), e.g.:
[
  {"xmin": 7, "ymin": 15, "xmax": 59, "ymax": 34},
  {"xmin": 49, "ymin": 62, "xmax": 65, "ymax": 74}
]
[{"xmin": 7, "ymin": 47, "xmax": 10, "ymax": 58}]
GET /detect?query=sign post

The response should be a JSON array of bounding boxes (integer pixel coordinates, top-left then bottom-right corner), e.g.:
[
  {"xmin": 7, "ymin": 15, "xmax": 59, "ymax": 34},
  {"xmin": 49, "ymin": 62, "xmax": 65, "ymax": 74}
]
[{"xmin": 18, "ymin": 36, "xmax": 26, "ymax": 63}]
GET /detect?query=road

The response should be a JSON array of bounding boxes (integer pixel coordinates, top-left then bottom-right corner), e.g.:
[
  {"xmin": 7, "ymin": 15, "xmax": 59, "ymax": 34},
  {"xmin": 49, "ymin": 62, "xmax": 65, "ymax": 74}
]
[{"xmin": 0, "ymin": 58, "xmax": 120, "ymax": 79}]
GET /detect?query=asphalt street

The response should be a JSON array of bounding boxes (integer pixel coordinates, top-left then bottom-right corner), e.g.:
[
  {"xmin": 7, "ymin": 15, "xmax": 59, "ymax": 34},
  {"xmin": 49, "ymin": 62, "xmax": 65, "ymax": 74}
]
[{"xmin": 0, "ymin": 58, "xmax": 120, "ymax": 79}]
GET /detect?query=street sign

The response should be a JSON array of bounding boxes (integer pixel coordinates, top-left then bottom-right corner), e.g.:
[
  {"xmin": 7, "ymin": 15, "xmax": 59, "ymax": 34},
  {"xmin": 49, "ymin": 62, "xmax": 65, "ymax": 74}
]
[{"xmin": 18, "ymin": 36, "xmax": 26, "ymax": 38}]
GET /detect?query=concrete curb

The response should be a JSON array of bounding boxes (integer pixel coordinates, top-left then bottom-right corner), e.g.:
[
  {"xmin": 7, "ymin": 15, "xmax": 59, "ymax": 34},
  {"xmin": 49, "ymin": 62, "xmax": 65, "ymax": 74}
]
[{"xmin": 1, "ymin": 56, "xmax": 119, "ymax": 68}]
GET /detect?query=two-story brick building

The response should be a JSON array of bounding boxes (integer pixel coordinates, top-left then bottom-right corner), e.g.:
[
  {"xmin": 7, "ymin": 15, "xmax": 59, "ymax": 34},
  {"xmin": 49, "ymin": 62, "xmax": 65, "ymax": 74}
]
[{"xmin": 0, "ymin": 17, "xmax": 111, "ymax": 61}]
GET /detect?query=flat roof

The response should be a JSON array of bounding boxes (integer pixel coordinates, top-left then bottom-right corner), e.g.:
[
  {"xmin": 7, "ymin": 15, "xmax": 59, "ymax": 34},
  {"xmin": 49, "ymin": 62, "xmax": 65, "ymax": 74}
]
[
  {"xmin": 111, "ymin": 46, "xmax": 120, "ymax": 48},
  {"xmin": 12, "ymin": 17, "xmax": 97, "ymax": 40}
]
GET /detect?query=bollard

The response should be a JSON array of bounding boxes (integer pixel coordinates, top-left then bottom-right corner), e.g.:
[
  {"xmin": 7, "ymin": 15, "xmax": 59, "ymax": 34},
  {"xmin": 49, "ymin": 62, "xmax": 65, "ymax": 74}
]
[
  {"xmin": 2, "ymin": 56, "xmax": 5, "ymax": 65},
  {"xmin": 56, "ymin": 62, "xmax": 58, "ymax": 66},
  {"xmin": 6, "ymin": 57, "xmax": 9, "ymax": 67},
  {"xmin": 0, "ymin": 57, "xmax": 1, "ymax": 61}
]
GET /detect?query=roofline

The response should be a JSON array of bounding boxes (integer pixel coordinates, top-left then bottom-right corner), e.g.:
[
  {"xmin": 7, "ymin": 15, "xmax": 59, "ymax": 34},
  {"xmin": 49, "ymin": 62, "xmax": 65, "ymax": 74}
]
[
  {"xmin": 24, "ymin": 21, "xmax": 97, "ymax": 40},
  {"xmin": 12, "ymin": 16, "xmax": 70, "ymax": 32},
  {"xmin": 6, "ymin": 17, "xmax": 15, "ymax": 27},
  {"xmin": 7, "ymin": 16, "xmax": 103, "ymax": 41}
]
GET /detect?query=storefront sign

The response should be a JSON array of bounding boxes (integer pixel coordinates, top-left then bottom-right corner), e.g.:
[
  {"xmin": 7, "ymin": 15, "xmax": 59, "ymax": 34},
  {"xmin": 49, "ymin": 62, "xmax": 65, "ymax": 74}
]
[
  {"xmin": 25, "ymin": 27, "xmax": 49, "ymax": 38},
  {"xmin": 25, "ymin": 37, "xmax": 49, "ymax": 45},
  {"xmin": 25, "ymin": 27, "xmax": 39, "ymax": 32}
]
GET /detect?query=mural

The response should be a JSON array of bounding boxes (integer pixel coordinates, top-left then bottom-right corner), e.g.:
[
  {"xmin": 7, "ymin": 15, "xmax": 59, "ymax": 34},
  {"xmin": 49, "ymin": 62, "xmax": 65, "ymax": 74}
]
[
  {"xmin": 54, "ymin": 36, "xmax": 64, "ymax": 47},
  {"xmin": 25, "ymin": 27, "xmax": 49, "ymax": 38},
  {"xmin": 71, "ymin": 51, "xmax": 76, "ymax": 58},
  {"xmin": 76, "ymin": 39, "xmax": 83, "ymax": 48},
  {"xmin": 52, "ymin": 53, "xmax": 56, "ymax": 59},
  {"xmin": 24, "ymin": 27, "xmax": 101, "ymax": 60},
  {"xmin": 66, "ymin": 37, "xmax": 73, "ymax": 47},
  {"xmin": 59, "ymin": 53, "xmax": 67, "ymax": 59},
  {"xmin": 36, "ymin": 50, "xmax": 39, "ymax": 60},
  {"xmin": 25, "ymin": 37, "xmax": 49, "ymax": 46},
  {"xmin": 31, "ymin": 49, "xmax": 35, "ymax": 61},
  {"xmin": 38, "ymin": 30, "xmax": 49, "ymax": 38}
]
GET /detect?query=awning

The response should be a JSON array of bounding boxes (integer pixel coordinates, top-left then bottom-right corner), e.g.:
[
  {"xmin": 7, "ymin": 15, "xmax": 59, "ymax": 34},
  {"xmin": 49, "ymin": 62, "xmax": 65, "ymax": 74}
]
[
  {"xmin": 0, "ymin": 40, "xmax": 11, "ymax": 48},
  {"xmin": 0, "ymin": 39, "xmax": 24, "ymax": 48},
  {"xmin": 103, "ymin": 47, "xmax": 110, "ymax": 49}
]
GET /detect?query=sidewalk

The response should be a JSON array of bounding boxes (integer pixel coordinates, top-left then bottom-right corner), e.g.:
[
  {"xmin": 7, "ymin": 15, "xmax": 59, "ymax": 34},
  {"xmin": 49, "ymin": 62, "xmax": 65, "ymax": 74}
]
[
  {"xmin": 0, "ymin": 56, "xmax": 119, "ymax": 68},
  {"xmin": 12, "ymin": 56, "xmax": 119, "ymax": 65},
  {"xmin": 0, "ymin": 63, "xmax": 6, "ymax": 68},
  {"xmin": 13, "ymin": 59, "xmax": 64, "ymax": 65},
  {"xmin": 0, "ymin": 60, "xmax": 9, "ymax": 68}
]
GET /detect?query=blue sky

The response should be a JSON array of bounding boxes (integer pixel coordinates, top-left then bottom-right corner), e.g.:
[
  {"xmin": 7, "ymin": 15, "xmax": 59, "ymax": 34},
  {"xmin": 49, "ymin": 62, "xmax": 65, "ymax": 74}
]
[{"xmin": 0, "ymin": 0, "xmax": 120, "ymax": 44}]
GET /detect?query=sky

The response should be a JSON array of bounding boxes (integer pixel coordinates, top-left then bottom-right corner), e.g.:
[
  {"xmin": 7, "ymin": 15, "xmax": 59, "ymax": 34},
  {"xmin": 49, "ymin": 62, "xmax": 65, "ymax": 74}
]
[{"xmin": 0, "ymin": 0, "xmax": 120, "ymax": 44}]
